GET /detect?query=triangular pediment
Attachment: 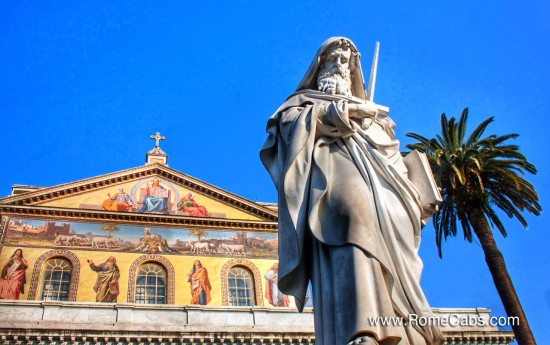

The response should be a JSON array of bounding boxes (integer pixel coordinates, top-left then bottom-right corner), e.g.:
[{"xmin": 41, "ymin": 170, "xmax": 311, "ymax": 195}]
[{"xmin": 0, "ymin": 164, "xmax": 277, "ymax": 222}]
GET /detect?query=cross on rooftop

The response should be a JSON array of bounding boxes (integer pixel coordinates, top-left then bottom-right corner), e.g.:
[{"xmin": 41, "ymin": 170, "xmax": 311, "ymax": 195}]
[{"xmin": 150, "ymin": 132, "xmax": 166, "ymax": 148}]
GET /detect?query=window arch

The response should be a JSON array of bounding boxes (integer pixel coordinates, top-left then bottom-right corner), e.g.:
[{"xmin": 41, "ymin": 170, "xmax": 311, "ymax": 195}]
[
  {"xmin": 28, "ymin": 249, "xmax": 80, "ymax": 301},
  {"xmin": 135, "ymin": 262, "xmax": 167, "ymax": 304},
  {"xmin": 220, "ymin": 258, "xmax": 263, "ymax": 306},
  {"xmin": 40, "ymin": 258, "xmax": 72, "ymax": 301},
  {"xmin": 227, "ymin": 266, "xmax": 255, "ymax": 306},
  {"xmin": 127, "ymin": 254, "xmax": 175, "ymax": 304}
]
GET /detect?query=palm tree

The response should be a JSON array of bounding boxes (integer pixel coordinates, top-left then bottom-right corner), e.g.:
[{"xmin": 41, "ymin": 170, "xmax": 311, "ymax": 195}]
[
  {"xmin": 188, "ymin": 229, "xmax": 209, "ymax": 242},
  {"xmin": 406, "ymin": 108, "xmax": 541, "ymax": 345},
  {"xmin": 100, "ymin": 224, "xmax": 120, "ymax": 238}
]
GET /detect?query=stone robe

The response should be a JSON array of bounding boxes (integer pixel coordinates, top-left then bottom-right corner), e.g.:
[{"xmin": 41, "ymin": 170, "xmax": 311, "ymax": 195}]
[{"xmin": 260, "ymin": 89, "xmax": 442, "ymax": 345}]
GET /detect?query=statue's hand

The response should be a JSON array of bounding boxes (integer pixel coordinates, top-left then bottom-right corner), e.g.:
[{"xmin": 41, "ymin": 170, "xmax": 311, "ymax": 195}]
[
  {"xmin": 348, "ymin": 102, "xmax": 378, "ymax": 121},
  {"xmin": 421, "ymin": 204, "xmax": 439, "ymax": 225}
]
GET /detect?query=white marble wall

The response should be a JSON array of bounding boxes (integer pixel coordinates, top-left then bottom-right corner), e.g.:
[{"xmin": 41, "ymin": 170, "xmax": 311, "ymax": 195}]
[{"xmin": 0, "ymin": 301, "xmax": 514, "ymax": 344}]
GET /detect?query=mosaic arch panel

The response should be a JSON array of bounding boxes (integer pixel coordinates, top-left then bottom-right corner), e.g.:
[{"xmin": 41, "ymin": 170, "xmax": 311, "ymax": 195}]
[
  {"xmin": 127, "ymin": 254, "xmax": 175, "ymax": 304},
  {"xmin": 220, "ymin": 258, "xmax": 263, "ymax": 306},
  {"xmin": 27, "ymin": 249, "xmax": 81, "ymax": 301}
]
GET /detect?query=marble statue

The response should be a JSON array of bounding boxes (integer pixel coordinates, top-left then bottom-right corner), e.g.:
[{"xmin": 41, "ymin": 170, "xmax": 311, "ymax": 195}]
[{"xmin": 260, "ymin": 37, "xmax": 442, "ymax": 345}]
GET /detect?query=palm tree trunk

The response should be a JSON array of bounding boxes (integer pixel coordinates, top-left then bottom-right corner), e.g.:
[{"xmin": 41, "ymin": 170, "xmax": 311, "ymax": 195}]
[{"xmin": 468, "ymin": 208, "xmax": 536, "ymax": 344}]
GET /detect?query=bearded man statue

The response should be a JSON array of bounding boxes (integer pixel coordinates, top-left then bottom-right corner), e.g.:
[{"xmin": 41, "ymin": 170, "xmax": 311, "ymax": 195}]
[{"xmin": 260, "ymin": 37, "xmax": 442, "ymax": 345}]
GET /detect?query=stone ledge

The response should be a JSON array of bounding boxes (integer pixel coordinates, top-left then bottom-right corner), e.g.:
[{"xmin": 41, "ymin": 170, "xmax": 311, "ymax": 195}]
[
  {"xmin": 0, "ymin": 301, "xmax": 514, "ymax": 344},
  {"xmin": 0, "ymin": 300, "xmax": 315, "ymax": 333}
]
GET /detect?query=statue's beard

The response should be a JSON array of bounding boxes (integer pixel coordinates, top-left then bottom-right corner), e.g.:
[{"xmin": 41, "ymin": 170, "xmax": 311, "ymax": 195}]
[{"xmin": 317, "ymin": 66, "xmax": 352, "ymax": 97}]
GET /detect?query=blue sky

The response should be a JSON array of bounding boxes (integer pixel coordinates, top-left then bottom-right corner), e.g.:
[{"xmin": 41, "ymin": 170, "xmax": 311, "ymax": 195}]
[{"xmin": 1, "ymin": 1, "xmax": 548, "ymax": 342}]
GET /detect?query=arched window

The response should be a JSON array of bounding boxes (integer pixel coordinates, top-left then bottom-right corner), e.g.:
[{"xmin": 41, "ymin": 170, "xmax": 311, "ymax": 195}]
[
  {"xmin": 127, "ymin": 255, "xmax": 175, "ymax": 304},
  {"xmin": 135, "ymin": 262, "xmax": 167, "ymax": 304},
  {"xmin": 28, "ymin": 250, "xmax": 80, "ymax": 301},
  {"xmin": 40, "ymin": 258, "xmax": 72, "ymax": 301},
  {"xmin": 220, "ymin": 258, "xmax": 263, "ymax": 306},
  {"xmin": 227, "ymin": 266, "xmax": 255, "ymax": 306}
]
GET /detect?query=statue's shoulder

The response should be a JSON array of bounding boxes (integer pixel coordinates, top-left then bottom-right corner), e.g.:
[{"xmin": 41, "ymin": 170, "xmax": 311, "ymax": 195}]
[
  {"xmin": 270, "ymin": 91, "xmax": 315, "ymax": 116},
  {"xmin": 273, "ymin": 90, "xmax": 358, "ymax": 120},
  {"xmin": 287, "ymin": 90, "xmax": 362, "ymax": 104},
  {"xmin": 283, "ymin": 89, "xmax": 332, "ymax": 106},
  {"xmin": 285, "ymin": 89, "xmax": 315, "ymax": 101}
]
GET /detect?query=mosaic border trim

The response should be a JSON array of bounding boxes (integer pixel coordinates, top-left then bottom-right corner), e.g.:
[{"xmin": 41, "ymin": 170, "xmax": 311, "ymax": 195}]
[{"xmin": 0, "ymin": 216, "xmax": 9, "ymax": 257}]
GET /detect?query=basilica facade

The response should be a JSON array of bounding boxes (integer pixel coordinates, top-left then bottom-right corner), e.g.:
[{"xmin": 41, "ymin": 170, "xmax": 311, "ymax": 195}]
[{"xmin": 0, "ymin": 141, "xmax": 514, "ymax": 344}]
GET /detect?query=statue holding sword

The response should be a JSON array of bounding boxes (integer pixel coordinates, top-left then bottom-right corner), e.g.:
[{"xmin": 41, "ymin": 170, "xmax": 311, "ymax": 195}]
[{"xmin": 260, "ymin": 37, "xmax": 442, "ymax": 345}]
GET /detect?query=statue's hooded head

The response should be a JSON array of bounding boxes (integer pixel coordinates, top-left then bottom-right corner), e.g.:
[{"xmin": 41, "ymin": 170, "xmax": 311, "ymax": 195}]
[{"xmin": 296, "ymin": 37, "xmax": 367, "ymax": 100}]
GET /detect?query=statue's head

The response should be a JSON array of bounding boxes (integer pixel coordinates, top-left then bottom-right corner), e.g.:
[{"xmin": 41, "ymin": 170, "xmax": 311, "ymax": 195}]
[
  {"xmin": 317, "ymin": 39, "xmax": 360, "ymax": 97},
  {"xmin": 296, "ymin": 37, "xmax": 366, "ymax": 100}
]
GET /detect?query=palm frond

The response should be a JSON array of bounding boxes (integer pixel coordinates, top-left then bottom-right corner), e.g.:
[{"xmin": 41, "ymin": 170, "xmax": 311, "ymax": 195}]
[
  {"xmin": 466, "ymin": 116, "xmax": 495, "ymax": 146},
  {"xmin": 407, "ymin": 108, "xmax": 541, "ymax": 256},
  {"xmin": 457, "ymin": 108, "xmax": 469, "ymax": 144},
  {"xmin": 483, "ymin": 205, "xmax": 508, "ymax": 237}
]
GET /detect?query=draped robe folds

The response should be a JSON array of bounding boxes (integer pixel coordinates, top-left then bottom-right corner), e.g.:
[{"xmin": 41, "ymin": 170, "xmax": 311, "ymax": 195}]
[
  {"xmin": 0, "ymin": 260, "xmax": 27, "ymax": 300},
  {"xmin": 190, "ymin": 267, "xmax": 211, "ymax": 305},
  {"xmin": 139, "ymin": 186, "xmax": 169, "ymax": 213},
  {"xmin": 260, "ymin": 90, "xmax": 442, "ymax": 345},
  {"xmin": 179, "ymin": 199, "xmax": 209, "ymax": 217},
  {"xmin": 102, "ymin": 193, "xmax": 134, "ymax": 212},
  {"xmin": 90, "ymin": 263, "xmax": 119, "ymax": 303},
  {"xmin": 265, "ymin": 269, "xmax": 290, "ymax": 307}
]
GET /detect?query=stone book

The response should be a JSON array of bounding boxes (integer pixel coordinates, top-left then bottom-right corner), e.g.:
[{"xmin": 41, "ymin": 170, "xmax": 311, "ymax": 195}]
[{"xmin": 403, "ymin": 150, "xmax": 442, "ymax": 207}]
